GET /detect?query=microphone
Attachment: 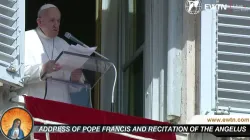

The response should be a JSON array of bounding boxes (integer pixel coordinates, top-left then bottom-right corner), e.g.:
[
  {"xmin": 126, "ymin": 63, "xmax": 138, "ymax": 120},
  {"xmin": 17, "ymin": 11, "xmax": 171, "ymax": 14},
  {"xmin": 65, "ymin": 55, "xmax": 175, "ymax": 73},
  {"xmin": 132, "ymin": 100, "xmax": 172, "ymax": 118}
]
[
  {"xmin": 64, "ymin": 32, "xmax": 108, "ymax": 60},
  {"xmin": 64, "ymin": 32, "xmax": 117, "ymax": 112},
  {"xmin": 64, "ymin": 32, "xmax": 87, "ymax": 47}
]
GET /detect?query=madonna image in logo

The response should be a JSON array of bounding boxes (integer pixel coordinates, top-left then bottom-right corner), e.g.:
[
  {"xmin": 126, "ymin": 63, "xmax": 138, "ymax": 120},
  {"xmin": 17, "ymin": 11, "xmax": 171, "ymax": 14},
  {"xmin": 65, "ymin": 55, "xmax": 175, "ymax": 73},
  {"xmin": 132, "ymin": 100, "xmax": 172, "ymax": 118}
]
[{"xmin": 0, "ymin": 107, "xmax": 33, "ymax": 140}]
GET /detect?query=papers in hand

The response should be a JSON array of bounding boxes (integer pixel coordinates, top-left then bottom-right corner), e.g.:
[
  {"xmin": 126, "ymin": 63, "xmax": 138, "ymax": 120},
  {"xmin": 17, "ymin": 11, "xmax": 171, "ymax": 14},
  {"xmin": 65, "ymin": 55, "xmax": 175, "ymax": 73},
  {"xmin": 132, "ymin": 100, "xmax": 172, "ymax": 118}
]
[
  {"xmin": 68, "ymin": 44, "xmax": 97, "ymax": 56},
  {"xmin": 56, "ymin": 44, "xmax": 97, "ymax": 72}
]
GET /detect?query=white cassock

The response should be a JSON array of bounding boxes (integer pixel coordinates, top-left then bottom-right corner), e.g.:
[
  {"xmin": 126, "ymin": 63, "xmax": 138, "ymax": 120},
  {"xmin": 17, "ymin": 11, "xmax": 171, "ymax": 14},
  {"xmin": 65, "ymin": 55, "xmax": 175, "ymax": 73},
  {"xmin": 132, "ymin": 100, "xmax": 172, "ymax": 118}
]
[{"xmin": 17, "ymin": 27, "xmax": 84, "ymax": 103}]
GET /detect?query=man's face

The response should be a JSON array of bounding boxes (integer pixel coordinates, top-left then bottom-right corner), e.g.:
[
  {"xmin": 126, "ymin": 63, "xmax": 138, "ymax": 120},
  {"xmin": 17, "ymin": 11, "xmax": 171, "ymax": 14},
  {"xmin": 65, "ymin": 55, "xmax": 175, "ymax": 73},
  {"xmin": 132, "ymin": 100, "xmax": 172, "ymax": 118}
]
[{"xmin": 37, "ymin": 8, "xmax": 61, "ymax": 38}]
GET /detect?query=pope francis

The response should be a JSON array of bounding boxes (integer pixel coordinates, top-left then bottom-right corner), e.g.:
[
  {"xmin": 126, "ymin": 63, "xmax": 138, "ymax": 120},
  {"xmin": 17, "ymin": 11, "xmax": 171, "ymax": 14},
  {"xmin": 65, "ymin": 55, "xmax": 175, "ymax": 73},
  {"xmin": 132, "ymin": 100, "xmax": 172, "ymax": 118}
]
[
  {"xmin": 0, "ymin": 4, "xmax": 87, "ymax": 139},
  {"xmin": 18, "ymin": 4, "xmax": 85, "ymax": 103}
]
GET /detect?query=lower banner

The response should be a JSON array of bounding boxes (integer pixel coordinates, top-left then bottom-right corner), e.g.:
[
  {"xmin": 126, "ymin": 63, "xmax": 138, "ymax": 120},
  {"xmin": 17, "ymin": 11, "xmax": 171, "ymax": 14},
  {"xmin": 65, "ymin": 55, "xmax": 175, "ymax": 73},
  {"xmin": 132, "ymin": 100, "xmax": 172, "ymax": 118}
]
[
  {"xmin": 2, "ymin": 99, "xmax": 250, "ymax": 140},
  {"xmin": 31, "ymin": 124, "xmax": 250, "ymax": 137},
  {"xmin": 24, "ymin": 96, "xmax": 176, "ymax": 140}
]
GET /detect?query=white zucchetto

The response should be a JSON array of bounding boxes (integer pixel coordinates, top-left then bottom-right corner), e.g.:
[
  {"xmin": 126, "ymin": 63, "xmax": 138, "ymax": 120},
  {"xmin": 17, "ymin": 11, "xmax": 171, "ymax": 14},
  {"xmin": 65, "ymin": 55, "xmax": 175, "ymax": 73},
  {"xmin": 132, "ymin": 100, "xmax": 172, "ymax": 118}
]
[{"xmin": 37, "ymin": 4, "xmax": 57, "ymax": 17}]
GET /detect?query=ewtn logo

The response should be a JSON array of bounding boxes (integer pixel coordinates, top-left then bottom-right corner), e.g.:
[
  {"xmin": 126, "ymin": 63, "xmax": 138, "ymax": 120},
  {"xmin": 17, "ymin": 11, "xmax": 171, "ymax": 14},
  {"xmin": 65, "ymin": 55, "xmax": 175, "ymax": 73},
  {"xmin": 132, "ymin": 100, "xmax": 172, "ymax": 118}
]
[
  {"xmin": 185, "ymin": 0, "xmax": 248, "ymax": 14},
  {"xmin": 204, "ymin": 4, "xmax": 246, "ymax": 11},
  {"xmin": 204, "ymin": 4, "xmax": 228, "ymax": 10}
]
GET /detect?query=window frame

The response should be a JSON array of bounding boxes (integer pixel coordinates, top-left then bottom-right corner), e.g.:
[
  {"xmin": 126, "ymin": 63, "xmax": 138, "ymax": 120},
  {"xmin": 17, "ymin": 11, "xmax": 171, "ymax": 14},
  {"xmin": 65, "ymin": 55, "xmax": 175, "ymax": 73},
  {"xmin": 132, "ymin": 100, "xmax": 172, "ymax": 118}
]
[
  {"xmin": 199, "ymin": 0, "xmax": 217, "ymax": 115},
  {"xmin": 118, "ymin": 0, "xmax": 145, "ymax": 116}
]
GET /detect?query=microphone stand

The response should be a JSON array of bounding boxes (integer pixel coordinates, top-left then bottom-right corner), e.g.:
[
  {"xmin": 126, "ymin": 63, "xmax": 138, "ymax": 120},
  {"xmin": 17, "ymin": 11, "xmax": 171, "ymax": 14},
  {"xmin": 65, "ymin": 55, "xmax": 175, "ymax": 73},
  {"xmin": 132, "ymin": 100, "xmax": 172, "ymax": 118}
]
[{"xmin": 73, "ymin": 42, "xmax": 117, "ymax": 113}]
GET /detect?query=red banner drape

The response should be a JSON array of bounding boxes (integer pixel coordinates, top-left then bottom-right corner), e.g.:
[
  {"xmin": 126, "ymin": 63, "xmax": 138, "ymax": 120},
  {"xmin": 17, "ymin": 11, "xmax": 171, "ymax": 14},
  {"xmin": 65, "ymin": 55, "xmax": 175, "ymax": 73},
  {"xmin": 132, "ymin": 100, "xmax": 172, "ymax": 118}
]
[{"xmin": 24, "ymin": 96, "xmax": 176, "ymax": 140}]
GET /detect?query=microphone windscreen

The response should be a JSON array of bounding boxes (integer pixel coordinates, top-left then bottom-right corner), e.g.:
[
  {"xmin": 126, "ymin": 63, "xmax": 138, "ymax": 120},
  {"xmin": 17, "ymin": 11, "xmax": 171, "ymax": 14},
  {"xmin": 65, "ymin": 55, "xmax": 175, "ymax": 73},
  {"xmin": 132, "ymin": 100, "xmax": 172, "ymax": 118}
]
[{"xmin": 64, "ymin": 32, "xmax": 71, "ymax": 39}]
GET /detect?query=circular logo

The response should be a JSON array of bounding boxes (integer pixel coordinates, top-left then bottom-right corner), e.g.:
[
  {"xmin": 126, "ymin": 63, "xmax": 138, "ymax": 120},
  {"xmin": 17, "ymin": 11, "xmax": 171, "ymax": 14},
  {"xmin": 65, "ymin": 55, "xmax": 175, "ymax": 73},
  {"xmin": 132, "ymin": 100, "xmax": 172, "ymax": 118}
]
[
  {"xmin": 185, "ymin": 0, "xmax": 202, "ymax": 14},
  {"xmin": 0, "ymin": 107, "xmax": 34, "ymax": 140}
]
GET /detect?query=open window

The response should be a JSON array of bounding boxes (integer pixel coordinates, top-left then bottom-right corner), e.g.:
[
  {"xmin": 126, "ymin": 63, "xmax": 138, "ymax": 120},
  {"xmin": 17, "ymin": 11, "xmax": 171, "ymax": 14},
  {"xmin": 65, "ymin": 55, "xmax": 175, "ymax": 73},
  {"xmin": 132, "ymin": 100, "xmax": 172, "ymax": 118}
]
[
  {"xmin": 24, "ymin": 0, "xmax": 97, "ymax": 107},
  {"xmin": 0, "ymin": 0, "xmax": 98, "ymax": 106},
  {"xmin": 0, "ymin": 0, "xmax": 25, "ymax": 88}
]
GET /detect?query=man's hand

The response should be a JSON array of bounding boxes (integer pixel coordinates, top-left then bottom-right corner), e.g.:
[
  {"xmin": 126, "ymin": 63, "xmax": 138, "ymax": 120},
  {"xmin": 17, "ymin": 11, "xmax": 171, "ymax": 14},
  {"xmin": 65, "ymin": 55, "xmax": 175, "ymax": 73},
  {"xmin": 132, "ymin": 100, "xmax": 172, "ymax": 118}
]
[
  {"xmin": 42, "ymin": 60, "xmax": 61, "ymax": 74},
  {"xmin": 71, "ymin": 69, "xmax": 82, "ymax": 82}
]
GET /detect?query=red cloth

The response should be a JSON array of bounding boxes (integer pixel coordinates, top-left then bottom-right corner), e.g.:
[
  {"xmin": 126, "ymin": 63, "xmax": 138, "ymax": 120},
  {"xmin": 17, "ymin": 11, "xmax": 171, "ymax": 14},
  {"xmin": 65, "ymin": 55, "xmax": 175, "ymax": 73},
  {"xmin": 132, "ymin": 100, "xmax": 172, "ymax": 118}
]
[{"xmin": 24, "ymin": 96, "xmax": 176, "ymax": 140}]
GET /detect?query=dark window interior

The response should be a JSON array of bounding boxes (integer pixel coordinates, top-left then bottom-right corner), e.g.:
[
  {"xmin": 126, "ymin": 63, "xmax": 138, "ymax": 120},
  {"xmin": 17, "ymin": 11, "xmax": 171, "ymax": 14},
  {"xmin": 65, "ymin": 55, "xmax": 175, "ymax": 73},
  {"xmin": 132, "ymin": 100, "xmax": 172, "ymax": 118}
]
[
  {"xmin": 25, "ymin": 0, "xmax": 95, "ymax": 46},
  {"xmin": 128, "ymin": 0, "xmax": 145, "ymax": 117},
  {"xmin": 136, "ymin": 0, "xmax": 145, "ymax": 48}
]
